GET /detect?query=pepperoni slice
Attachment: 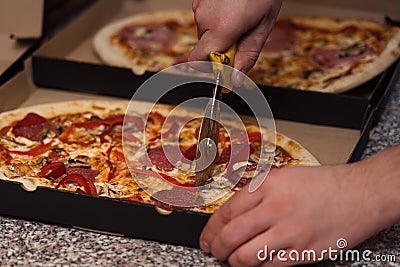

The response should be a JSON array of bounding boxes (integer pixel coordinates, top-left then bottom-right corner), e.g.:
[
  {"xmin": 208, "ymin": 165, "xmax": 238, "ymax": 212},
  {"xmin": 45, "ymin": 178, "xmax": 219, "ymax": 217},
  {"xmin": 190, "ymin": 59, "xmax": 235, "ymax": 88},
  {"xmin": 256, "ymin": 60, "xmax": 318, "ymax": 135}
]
[
  {"xmin": 228, "ymin": 164, "xmax": 272, "ymax": 186},
  {"xmin": 118, "ymin": 24, "xmax": 178, "ymax": 50},
  {"xmin": 310, "ymin": 47, "xmax": 372, "ymax": 69},
  {"xmin": 181, "ymin": 144, "xmax": 197, "ymax": 162},
  {"xmin": 67, "ymin": 167, "xmax": 100, "ymax": 182},
  {"xmin": 146, "ymin": 146, "xmax": 176, "ymax": 172},
  {"xmin": 152, "ymin": 186, "xmax": 204, "ymax": 210},
  {"xmin": 12, "ymin": 113, "xmax": 55, "ymax": 142},
  {"xmin": 218, "ymin": 145, "xmax": 232, "ymax": 164},
  {"xmin": 262, "ymin": 20, "xmax": 296, "ymax": 53}
]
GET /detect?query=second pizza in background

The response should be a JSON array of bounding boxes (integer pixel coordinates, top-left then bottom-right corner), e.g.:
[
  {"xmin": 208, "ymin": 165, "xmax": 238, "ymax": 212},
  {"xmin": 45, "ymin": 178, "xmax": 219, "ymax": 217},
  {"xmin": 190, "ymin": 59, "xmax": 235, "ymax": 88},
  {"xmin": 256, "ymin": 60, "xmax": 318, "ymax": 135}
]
[{"xmin": 93, "ymin": 10, "xmax": 400, "ymax": 93}]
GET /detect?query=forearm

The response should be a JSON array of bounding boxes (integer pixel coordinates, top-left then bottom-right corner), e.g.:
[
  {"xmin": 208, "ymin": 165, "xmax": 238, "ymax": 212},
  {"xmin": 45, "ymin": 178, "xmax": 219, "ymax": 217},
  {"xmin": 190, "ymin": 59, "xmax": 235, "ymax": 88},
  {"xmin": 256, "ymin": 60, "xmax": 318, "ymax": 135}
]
[{"xmin": 351, "ymin": 144, "xmax": 400, "ymax": 230}]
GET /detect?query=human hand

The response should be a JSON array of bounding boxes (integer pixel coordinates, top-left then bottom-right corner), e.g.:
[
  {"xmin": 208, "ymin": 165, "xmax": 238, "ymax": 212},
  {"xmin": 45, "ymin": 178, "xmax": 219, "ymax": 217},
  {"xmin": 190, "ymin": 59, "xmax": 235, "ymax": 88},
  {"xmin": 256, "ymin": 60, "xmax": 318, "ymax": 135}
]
[
  {"xmin": 200, "ymin": 147, "xmax": 400, "ymax": 266},
  {"xmin": 189, "ymin": 0, "xmax": 282, "ymax": 86}
]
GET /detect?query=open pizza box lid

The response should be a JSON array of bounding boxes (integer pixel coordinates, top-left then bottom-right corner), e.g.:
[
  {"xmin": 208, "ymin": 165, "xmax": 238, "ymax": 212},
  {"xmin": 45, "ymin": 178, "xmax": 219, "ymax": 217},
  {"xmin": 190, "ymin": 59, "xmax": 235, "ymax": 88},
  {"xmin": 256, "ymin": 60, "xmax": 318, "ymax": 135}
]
[
  {"xmin": 0, "ymin": 0, "xmax": 43, "ymax": 85},
  {"xmin": 30, "ymin": 0, "xmax": 400, "ymax": 130},
  {"xmin": 0, "ymin": 0, "xmax": 98, "ymax": 86},
  {"xmin": 0, "ymin": 0, "xmax": 44, "ymax": 39}
]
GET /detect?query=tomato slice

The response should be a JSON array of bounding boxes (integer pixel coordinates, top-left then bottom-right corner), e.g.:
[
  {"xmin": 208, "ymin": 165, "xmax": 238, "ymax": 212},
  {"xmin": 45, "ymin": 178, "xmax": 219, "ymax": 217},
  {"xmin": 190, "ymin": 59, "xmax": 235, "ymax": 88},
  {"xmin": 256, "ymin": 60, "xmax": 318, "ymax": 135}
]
[
  {"xmin": 56, "ymin": 174, "xmax": 97, "ymax": 195},
  {"xmin": 38, "ymin": 162, "xmax": 66, "ymax": 179}
]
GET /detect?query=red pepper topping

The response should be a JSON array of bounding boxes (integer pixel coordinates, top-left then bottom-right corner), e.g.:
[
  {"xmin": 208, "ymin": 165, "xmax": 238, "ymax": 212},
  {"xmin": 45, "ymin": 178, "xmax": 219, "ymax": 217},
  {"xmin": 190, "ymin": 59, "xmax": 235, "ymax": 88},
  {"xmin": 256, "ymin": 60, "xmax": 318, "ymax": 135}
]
[
  {"xmin": 120, "ymin": 195, "xmax": 144, "ymax": 202},
  {"xmin": 0, "ymin": 126, "xmax": 11, "ymax": 135},
  {"xmin": 67, "ymin": 167, "xmax": 100, "ymax": 182},
  {"xmin": 130, "ymin": 168, "xmax": 194, "ymax": 188},
  {"xmin": 111, "ymin": 132, "xmax": 141, "ymax": 143},
  {"xmin": 181, "ymin": 144, "xmax": 197, "ymax": 161},
  {"xmin": 73, "ymin": 119, "xmax": 104, "ymax": 129},
  {"xmin": 161, "ymin": 121, "xmax": 179, "ymax": 139},
  {"xmin": 106, "ymin": 146, "xmax": 126, "ymax": 163},
  {"xmin": 38, "ymin": 162, "xmax": 66, "ymax": 179},
  {"xmin": 56, "ymin": 174, "xmax": 97, "ymax": 195},
  {"xmin": 147, "ymin": 112, "xmax": 165, "ymax": 127},
  {"xmin": 106, "ymin": 160, "xmax": 114, "ymax": 181},
  {"xmin": 61, "ymin": 114, "xmax": 143, "ymax": 144},
  {"xmin": 9, "ymin": 141, "xmax": 54, "ymax": 157},
  {"xmin": 194, "ymin": 127, "xmax": 200, "ymax": 139},
  {"xmin": 248, "ymin": 132, "xmax": 262, "ymax": 143}
]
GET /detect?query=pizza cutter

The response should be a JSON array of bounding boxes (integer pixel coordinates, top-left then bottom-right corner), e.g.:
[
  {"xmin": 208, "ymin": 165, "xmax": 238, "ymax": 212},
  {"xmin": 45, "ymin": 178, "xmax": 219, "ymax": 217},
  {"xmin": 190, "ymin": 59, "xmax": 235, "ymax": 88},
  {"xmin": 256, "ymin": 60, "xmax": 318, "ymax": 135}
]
[{"xmin": 194, "ymin": 44, "xmax": 236, "ymax": 187}]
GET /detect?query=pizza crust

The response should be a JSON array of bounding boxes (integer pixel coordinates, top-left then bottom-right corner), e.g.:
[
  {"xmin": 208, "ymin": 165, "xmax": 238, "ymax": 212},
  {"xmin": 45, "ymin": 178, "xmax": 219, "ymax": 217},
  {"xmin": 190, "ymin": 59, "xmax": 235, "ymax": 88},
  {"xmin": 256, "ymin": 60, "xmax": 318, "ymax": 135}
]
[
  {"xmin": 290, "ymin": 16, "xmax": 390, "ymax": 32},
  {"xmin": 93, "ymin": 10, "xmax": 194, "ymax": 75},
  {"xmin": 319, "ymin": 29, "xmax": 400, "ymax": 93}
]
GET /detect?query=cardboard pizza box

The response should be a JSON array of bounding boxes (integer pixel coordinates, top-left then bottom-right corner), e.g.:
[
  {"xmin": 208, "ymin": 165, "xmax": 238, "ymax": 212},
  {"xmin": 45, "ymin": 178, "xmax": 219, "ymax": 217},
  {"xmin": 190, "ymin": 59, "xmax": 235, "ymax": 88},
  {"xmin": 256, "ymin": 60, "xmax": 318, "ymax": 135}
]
[
  {"xmin": 0, "ymin": 0, "xmax": 44, "ymax": 39},
  {"xmin": 0, "ymin": 0, "xmax": 98, "ymax": 86},
  {"xmin": 0, "ymin": 57, "xmax": 396, "ymax": 247},
  {"xmin": 0, "ymin": 0, "xmax": 399, "ymax": 248},
  {"xmin": 30, "ymin": 0, "xmax": 400, "ymax": 130}
]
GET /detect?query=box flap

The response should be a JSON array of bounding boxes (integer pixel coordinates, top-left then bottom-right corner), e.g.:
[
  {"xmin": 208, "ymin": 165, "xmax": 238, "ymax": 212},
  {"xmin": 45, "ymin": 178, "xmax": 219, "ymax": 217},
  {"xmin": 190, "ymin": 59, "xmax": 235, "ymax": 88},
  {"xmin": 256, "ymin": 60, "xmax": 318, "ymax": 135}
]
[{"xmin": 0, "ymin": 0, "xmax": 44, "ymax": 39}]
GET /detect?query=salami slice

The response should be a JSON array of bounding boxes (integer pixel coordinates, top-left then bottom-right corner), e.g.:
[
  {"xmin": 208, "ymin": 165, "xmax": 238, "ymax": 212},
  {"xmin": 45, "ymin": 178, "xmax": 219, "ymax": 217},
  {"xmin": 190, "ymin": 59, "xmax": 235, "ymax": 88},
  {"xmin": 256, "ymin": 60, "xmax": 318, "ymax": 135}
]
[{"xmin": 152, "ymin": 186, "xmax": 204, "ymax": 210}]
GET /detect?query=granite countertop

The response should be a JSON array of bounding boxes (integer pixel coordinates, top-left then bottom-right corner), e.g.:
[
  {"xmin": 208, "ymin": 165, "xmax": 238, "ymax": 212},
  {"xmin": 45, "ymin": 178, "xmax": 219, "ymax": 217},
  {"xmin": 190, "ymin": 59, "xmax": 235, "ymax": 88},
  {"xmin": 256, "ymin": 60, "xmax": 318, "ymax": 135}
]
[{"xmin": 0, "ymin": 78, "xmax": 399, "ymax": 267}]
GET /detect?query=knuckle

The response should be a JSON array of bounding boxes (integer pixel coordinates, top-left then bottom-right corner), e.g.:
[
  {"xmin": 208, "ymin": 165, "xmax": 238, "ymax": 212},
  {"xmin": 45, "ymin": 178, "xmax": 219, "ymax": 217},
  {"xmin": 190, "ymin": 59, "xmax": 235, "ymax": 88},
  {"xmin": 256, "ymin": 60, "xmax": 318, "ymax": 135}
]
[
  {"xmin": 235, "ymin": 51, "xmax": 260, "ymax": 72},
  {"xmin": 218, "ymin": 204, "xmax": 233, "ymax": 224},
  {"xmin": 192, "ymin": 0, "xmax": 200, "ymax": 12}
]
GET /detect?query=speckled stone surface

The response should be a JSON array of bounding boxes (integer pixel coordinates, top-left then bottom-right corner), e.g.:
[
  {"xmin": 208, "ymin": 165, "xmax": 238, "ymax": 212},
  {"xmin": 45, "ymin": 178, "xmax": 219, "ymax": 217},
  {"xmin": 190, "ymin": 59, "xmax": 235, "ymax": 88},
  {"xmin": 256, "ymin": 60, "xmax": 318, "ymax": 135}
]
[{"xmin": 0, "ymin": 77, "xmax": 399, "ymax": 267}]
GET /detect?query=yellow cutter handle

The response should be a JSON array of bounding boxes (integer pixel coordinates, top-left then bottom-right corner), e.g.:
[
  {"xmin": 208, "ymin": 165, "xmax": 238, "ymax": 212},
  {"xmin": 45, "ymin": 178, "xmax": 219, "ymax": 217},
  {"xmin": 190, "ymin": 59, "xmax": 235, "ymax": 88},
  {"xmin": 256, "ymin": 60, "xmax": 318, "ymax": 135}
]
[{"xmin": 209, "ymin": 43, "xmax": 237, "ymax": 93}]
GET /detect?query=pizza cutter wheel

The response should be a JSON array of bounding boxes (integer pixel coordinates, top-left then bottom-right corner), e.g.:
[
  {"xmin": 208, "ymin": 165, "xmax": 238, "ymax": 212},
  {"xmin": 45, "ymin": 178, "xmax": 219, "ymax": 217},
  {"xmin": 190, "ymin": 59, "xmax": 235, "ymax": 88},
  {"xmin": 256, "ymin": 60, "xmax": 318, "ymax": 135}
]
[{"xmin": 194, "ymin": 44, "xmax": 237, "ymax": 187}]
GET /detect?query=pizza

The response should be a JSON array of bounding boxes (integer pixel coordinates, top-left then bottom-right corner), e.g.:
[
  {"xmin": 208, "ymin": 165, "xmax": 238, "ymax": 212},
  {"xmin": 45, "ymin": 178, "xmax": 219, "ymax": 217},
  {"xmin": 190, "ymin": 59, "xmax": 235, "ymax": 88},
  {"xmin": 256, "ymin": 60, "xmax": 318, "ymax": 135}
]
[
  {"xmin": 0, "ymin": 101, "xmax": 319, "ymax": 214},
  {"xmin": 247, "ymin": 17, "xmax": 400, "ymax": 93},
  {"xmin": 93, "ymin": 10, "xmax": 400, "ymax": 93},
  {"xmin": 93, "ymin": 10, "xmax": 197, "ymax": 76}
]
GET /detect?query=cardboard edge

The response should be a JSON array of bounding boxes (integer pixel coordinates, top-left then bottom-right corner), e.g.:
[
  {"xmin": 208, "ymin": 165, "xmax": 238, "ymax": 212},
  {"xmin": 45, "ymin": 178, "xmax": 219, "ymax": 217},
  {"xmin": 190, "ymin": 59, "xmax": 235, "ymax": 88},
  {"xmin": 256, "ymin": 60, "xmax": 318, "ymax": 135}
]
[{"xmin": 348, "ymin": 60, "xmax": 400, "ymax": 162}]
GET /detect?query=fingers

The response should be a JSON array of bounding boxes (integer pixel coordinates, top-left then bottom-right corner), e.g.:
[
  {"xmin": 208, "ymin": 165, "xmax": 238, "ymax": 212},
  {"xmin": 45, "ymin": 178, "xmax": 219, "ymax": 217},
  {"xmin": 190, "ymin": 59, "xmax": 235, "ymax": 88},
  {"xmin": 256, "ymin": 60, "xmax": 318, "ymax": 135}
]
[
  {"xmin": 209, "ymin": 203, "xmax": 274, "ymax": 260},
  {"xmin": 188, "ymin": 30, "xmax": 238, "ymax": 63},
  {"xmin": 192, "ymin": 0, "xmax": 200, "ymax": 12},
  {"xmin": 227, "ymin": 227, "xmax": 292, "ymax": 267},
  {"xmin": 199, "ymin": 186, "xmax": 263, "ymax": 253}
]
